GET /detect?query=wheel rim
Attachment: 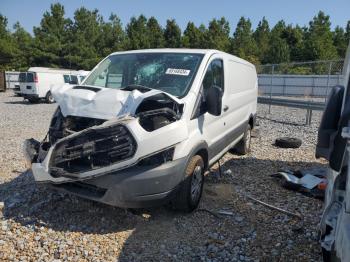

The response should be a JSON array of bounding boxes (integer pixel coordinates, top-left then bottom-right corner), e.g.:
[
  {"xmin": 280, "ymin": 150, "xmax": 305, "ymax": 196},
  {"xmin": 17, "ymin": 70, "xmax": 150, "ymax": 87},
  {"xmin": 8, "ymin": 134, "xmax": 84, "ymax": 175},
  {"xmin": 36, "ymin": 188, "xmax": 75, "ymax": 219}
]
[
  {"xmin": 190, "ymin": 165, "xmax": 203, "ymax": 202},
  {"xmin": 48, "ymin": 94, "xmax": 54, "ymax": 103}
]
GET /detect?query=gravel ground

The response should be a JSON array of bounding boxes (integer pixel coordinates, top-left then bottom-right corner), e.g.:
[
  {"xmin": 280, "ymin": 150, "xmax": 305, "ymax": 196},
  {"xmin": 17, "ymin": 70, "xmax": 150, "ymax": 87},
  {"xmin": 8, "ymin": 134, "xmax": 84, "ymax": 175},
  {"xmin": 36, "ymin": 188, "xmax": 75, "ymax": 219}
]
[{"xmin": 0, "ymin": 91, "xmax": 326, "ymax": 261}]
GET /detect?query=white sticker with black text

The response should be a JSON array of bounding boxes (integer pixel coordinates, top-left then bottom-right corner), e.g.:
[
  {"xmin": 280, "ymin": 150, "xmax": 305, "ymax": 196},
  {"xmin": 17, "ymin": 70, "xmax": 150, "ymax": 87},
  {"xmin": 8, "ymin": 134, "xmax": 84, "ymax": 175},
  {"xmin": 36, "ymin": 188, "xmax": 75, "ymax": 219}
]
[{"xmin": 165, "ymin": 68, "xmax": 190, "ymax": 76}]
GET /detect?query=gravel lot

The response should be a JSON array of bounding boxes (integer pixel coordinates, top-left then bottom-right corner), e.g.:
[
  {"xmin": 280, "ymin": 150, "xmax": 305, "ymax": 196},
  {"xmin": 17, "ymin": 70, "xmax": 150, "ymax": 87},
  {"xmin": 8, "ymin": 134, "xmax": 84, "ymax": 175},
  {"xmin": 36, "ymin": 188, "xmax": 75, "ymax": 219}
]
[{"xmin": 0, "ymin": 91, "xmax": 326, "ymax": 261}]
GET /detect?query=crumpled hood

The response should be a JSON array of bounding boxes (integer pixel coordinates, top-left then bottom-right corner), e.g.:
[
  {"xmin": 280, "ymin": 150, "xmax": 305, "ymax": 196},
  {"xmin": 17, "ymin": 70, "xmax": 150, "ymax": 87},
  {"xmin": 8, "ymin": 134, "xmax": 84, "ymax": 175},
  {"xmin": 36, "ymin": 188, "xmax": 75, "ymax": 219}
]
[{"xmin": 51, "ymin": 84, "xmax": 182, "ymax": 120}]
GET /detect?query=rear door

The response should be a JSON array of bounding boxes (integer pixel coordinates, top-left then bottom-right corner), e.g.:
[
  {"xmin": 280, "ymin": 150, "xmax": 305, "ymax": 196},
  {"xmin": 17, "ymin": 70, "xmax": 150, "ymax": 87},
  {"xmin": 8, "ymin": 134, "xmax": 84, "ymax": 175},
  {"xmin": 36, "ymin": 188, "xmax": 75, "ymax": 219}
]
[{"xmin": 19, "ymin": 72, "xmax": 37, "ymax": 95}]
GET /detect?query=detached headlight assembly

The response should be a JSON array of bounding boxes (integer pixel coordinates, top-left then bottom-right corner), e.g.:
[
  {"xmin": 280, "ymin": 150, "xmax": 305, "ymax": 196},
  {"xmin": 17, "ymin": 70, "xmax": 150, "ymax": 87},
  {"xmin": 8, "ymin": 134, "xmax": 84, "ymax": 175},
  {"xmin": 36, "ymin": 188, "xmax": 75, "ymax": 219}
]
[{"xmin": 138, "ymin": 147, "xmax": 175, "ymax": 167}]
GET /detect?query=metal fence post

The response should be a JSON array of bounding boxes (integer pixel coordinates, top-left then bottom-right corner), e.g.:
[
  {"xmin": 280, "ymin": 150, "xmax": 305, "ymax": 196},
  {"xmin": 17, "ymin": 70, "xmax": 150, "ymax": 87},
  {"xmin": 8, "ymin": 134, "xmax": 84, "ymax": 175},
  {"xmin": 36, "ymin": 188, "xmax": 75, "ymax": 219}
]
[
  {"xmin": 6, "ymin": 72, "xmax": 10, "ymax": 90},
  {"xmin": 325, "ymin": 61, "xmax": 333, "ymax": 103},
  {"xmin": 269, "ymin": 65, "xmax": 275, "ymax": 114}
]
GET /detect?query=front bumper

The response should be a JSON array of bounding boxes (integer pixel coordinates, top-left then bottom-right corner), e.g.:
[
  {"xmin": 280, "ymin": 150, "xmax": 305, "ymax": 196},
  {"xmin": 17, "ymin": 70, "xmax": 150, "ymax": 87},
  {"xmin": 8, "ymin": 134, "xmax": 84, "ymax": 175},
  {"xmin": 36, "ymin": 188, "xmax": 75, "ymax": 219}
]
[
  {"xmin": 33, "ymin": 157, "xmax": 187, "ymax": 208},
  {"xmin": 26, "ymin": 115, "xmax": 189, "ymax": 208}
]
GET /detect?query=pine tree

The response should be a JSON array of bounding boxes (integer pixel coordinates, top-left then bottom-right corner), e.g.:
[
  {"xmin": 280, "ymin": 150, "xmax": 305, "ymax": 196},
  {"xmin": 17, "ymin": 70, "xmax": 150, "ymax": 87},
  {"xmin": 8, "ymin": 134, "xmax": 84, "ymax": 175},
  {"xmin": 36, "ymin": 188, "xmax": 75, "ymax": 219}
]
[
  {"xmin": 147, "ymin": 17, "xmax": 165, "ymax": 48},
  {"xmin": 345, "ymin": 21, "xmax": 350, "ymax": 44},
  {"xmin": 32, "ymin": 3, "xmax": 71, "ymax": 67},
  {"xmin": 182, "ymin": 22, "xmax": 206, "ymax": 48},
  {"xmin": 12, "ymin": 22, "xmax": 33, "ymax": 70},
  {"xmin": 0, "ymin": 14, "xmax": 16, "ymax": 70},
  {"xmin": 126, "ymin": 15, "xmax": 150, "ymax": 50},
  {"xmin": 231, "ymin": 17, "xmax": 259, "ymax": 64},
  {"xmin": 164, "ymin": 19, "xmax": 182, "ymax": 48},
  {"xmin": 68, "ymin": 8, "xmax": 105, "ymax": 69},
  {"xmin": 205, "ymin": 18, "xmax": 230, "ymax": 52},
  {"xmin": 303, "ymin": 11, "xmax": 338, "ymax": 61},
  {"xmin": 333, "ymin": 26, "xmax": 347, "ymax": 58},
  {"xmin": 253, "ymin": 17, "xmax": 270, "ymax": 63},
  {"xmin": 281, "ymin": 25, "xmax": 304, "ymax": 61},
  {"xmin": 98, "ymin": 14, "xmax": 126, "ymax": 57},
  {"xmin": 264, "ymin": 21, "xmax": 290, "ymax": 64}
]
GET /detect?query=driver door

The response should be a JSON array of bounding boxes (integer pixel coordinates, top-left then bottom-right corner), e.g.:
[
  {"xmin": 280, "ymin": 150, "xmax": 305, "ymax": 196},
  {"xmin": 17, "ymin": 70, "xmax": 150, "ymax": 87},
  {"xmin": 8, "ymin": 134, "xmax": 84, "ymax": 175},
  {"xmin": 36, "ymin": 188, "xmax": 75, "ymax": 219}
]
[{"xmin": 193, "ymin": 56, "xmax": 228, "ymax": 160}]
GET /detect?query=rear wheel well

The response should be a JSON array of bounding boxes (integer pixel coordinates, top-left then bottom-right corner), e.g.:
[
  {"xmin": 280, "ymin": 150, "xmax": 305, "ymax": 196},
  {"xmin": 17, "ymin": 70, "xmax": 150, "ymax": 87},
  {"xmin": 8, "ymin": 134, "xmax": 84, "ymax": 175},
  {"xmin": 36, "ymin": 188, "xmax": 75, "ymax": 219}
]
[{"xmin": 195, "ymin": 149, "xmax": 208, "ymax": 171}]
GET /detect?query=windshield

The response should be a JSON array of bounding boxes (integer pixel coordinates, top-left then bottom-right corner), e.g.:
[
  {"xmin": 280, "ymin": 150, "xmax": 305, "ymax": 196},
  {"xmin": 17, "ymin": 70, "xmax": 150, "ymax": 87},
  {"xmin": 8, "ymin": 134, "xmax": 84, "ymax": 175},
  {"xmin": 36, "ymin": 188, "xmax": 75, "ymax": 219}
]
[{"xmin": 83, "ymin": 52, "xmax": 204, "ymax": 97}]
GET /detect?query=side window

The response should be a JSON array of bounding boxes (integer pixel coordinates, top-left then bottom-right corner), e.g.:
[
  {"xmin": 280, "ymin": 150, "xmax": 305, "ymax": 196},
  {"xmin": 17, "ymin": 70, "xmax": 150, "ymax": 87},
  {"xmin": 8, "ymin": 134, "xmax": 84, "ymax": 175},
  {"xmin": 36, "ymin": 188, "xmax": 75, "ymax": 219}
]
[
  {"xmin": 194, "ymin": 59, "xmax": 224, "ymax": 117},
  {"xmin": 202, "ymin": 59, "xmax": 224, "ymax": 91},
  {"xmin": 70, "ymin": 75, "xmax": 78, "ymax": 85},
  {"xmin": 27, "ymin": 73, "xmax": 34, "ymax": 83},
  {"xmin": 211, "ymin": 60, "xmax": 224, "ymax": 90},
  {"xmin": 63, "ymin": 75, "xmax": 70, "ymax": 84}
]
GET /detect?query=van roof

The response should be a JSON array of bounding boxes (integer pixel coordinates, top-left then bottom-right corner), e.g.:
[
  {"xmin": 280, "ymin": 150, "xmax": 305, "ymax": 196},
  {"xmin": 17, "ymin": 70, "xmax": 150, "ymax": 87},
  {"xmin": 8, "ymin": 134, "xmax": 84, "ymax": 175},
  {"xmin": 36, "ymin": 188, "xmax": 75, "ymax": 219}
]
[
  {"xmin": 27, "ymin": 67, "xmax": 80, "ymax": 74},
  {"xmin": 109, "ymin": 48, "xmax": 254, "ymax": 67}
]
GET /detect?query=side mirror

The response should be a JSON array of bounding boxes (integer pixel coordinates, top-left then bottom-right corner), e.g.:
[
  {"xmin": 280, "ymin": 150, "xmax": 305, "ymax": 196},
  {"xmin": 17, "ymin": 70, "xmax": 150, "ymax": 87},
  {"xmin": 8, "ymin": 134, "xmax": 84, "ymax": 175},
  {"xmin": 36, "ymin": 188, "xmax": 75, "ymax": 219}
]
[{"xmin": 206, "ymin": 86, "xmax": 223, "ymax": 116}]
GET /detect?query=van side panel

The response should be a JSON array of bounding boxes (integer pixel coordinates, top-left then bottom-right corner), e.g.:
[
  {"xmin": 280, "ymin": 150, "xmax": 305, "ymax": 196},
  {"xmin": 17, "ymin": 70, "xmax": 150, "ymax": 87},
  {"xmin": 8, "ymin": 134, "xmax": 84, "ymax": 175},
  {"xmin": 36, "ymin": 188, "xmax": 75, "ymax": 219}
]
[
  {"xmin": 178, "ymin": 55, "xmax": 257, "ymax": 166},
  {"xmin": 37, "ymin": 73, "xmax": 65, "ymax": 98},
  {"xmin": 220, "ymin": 59, "xmax": 256, "ymax": 134},
  {"xmin": 210, "ymin": 58, "xmax": 256, "ymax": 161}
]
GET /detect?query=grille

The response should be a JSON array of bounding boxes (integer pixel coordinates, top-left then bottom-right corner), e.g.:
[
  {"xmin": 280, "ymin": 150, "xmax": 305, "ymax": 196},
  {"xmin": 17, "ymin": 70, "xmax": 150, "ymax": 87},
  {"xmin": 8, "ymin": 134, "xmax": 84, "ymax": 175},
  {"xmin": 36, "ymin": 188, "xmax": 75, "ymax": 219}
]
[{"xmin": 49, "ymin": 124, "xmax": 137, "ymax": 177}]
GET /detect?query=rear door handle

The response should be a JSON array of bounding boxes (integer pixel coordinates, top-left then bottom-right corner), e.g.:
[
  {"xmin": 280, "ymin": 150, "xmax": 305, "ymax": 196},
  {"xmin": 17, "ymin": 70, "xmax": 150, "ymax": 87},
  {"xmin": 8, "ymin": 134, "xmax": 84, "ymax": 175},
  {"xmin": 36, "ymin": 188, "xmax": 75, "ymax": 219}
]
[{"xmin": 223, "ymin": 105, "xmax": 229, "ymax": 112}]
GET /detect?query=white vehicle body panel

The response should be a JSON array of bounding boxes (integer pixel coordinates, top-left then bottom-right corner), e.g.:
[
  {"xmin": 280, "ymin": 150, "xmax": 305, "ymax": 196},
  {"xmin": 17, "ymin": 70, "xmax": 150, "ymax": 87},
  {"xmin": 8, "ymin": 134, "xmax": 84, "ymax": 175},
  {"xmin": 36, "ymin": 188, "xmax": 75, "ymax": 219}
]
[
  {"xmin": 319, "ymin": 43, "xmax": 350, "ymax": 261},
  {"xmin": 51, "ymin": 84, "xmax": 182, "ymax": 120},
  {"xmin": 28, "ymin": 49, "xmax": 257, "ymax": 208},
  {"xmin": 19, "ymin": 67, "xmax": 89, "ymax": 99}
]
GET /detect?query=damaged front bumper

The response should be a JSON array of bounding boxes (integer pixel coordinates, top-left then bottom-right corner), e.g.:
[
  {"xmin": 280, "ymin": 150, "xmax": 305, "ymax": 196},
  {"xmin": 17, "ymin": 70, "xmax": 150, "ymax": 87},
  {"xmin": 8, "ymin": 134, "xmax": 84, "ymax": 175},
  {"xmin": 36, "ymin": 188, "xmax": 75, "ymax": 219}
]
[
  {"xmin": 25, "ymin": 117, "xmax": 189, "ymax": 208},
  {"xmin": 48, "ymin": 157, "xmax": 187, "ymax": 208}
]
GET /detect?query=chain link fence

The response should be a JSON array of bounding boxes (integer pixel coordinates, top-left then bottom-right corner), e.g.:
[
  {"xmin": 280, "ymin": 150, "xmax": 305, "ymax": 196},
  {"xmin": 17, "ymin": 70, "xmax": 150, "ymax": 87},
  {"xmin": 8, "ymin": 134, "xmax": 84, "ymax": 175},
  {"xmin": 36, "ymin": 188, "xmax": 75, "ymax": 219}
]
[{"xmin": 256, "ymin": 60, "xmax": 344, "ymax": 125}]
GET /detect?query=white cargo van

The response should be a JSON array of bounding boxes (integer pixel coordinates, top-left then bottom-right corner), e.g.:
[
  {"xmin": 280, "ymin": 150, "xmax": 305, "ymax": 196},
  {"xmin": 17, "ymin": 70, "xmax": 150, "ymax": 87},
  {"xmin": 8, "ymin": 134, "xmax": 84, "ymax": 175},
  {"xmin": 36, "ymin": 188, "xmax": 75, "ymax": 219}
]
[
  {"xmin": 19, "ymin": 67, "xmax": 89, "ymax": 103},
  {"xmin": 25, "ymin": 49, "xmax": 257, "ymax": 212}
]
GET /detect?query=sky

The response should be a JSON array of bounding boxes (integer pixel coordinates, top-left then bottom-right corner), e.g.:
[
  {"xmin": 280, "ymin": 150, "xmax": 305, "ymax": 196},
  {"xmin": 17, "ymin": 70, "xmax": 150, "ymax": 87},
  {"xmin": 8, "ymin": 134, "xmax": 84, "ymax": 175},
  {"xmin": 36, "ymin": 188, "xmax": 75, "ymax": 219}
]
[{"xmin": 1, "ymin": 0, "xmax": 349, "ymax": 34}]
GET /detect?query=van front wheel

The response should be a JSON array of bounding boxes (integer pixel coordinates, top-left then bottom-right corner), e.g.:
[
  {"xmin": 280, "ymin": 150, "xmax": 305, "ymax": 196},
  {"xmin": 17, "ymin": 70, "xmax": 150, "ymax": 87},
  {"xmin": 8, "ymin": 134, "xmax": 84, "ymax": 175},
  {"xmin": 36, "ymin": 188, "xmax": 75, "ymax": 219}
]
[
  {"xmin": 172, "ymin": 155, "xmax": 204, "ymax": 212},
  {"xmin": 45, "ymin": 91, "xmax": 55, "ymax": 104},
  {"xmin": 234, "ymin": 124, "xmax": 251, "ymax": 155}
]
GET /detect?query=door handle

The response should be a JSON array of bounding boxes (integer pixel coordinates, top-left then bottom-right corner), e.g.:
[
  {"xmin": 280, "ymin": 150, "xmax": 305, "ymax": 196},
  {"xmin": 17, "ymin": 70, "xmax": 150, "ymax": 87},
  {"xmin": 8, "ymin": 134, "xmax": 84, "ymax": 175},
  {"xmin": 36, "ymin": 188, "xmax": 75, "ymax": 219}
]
[{"xmin": 223, "ymin": 105, "xmax": 229, "ymax": 112}]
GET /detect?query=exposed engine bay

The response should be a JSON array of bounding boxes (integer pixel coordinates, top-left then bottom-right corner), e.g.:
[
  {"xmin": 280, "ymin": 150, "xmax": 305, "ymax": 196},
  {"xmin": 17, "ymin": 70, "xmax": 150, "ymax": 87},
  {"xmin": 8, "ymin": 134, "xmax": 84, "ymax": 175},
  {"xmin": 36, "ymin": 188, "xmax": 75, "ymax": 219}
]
[{"xmin": 26, "ymin": 87, "xmax": 185, "ymax": 180}]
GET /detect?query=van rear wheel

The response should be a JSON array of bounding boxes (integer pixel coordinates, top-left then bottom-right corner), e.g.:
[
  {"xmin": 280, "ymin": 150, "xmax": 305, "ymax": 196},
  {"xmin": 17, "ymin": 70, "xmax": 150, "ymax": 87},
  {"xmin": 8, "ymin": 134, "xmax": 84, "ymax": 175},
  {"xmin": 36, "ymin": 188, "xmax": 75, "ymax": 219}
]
[
  {"xmin": 172, "ymin": 155, "xmax": 204, "ymax": 212},
  {"xmin": 27, "ymin": 97, "xmax": 39, "ymax": 103},
  {"xmin": 45, "ymin": 91, "xmax": 55, "ymax": 104}
]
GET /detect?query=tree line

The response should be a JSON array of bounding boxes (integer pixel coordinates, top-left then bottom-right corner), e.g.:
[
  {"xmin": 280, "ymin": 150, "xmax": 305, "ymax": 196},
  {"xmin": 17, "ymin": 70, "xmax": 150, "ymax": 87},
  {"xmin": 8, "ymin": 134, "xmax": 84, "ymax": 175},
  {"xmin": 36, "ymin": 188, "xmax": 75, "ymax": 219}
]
[{"xmin": 0, "ymin": 3, "xmax": 349, "ymax": 71}]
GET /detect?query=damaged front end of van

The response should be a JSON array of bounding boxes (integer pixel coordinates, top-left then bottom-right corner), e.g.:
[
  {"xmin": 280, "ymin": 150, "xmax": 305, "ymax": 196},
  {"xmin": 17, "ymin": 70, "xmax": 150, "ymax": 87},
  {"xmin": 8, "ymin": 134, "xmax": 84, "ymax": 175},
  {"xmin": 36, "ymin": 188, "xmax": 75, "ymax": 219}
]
[{"xmin": 24, "ymin": 84, "xmax": 190, "ymax": 208}]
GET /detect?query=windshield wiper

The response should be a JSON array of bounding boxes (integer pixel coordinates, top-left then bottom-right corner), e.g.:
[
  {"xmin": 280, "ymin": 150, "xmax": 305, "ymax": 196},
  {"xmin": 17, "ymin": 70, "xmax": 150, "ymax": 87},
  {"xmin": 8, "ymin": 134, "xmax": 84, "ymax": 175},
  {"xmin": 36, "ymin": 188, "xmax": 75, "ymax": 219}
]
[{"xmin": 120, "ymin": 84, "xmax": 152, "ymax": 93}]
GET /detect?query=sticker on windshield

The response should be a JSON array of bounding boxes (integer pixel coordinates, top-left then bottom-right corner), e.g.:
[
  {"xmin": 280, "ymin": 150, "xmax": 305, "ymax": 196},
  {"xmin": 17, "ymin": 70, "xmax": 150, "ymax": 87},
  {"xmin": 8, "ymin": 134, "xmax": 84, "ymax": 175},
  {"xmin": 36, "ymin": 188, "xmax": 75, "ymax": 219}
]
[{"xmin": 166, "ymin": 68, "xmax": 191, "ymax": 76}]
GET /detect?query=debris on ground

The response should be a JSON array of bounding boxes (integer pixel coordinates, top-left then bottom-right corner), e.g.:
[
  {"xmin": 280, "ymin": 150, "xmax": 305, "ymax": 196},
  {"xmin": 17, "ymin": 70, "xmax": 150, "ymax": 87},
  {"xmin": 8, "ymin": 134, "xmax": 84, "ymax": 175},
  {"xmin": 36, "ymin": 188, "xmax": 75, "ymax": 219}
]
[
  {"xmin": 246, "ymin": 195, "xmax": 302, "ymax": 219},
  {"xmin": 271, "ymin": 168, "xmax": 327, "ymax": 199}
]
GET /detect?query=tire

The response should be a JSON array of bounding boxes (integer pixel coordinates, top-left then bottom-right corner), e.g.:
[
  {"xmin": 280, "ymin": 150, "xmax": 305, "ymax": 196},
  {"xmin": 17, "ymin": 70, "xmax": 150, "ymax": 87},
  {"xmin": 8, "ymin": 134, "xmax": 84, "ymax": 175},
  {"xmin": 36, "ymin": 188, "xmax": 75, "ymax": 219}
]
[
  {"xmin": 275, "ymin": 137, "xmax": 302, "ymax": 148},
  {"xmin": 45, "ymin": 91, "xmax": 55, "ymax": 104},
  {"xmin": 322, "ymin": 248, "xmax": 341, "ymax": 262},
  {"xmin": 172, "ymin": 155, "xmax": 204, "ymax": 212},
  {"xmin": 27, "ymin": 97, "xmax": 39, "ymax": 103},
  {"xmin": 234, "ymin": 125, "xmax": 252, "ymax": 155}
]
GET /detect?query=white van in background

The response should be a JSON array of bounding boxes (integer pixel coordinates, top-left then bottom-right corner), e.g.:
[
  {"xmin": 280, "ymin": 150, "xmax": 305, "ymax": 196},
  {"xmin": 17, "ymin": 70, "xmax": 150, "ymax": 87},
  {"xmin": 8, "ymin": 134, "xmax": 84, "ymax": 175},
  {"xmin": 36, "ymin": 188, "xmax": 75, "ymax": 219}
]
[{"xmin": 19, "ymin": 67, "xmax": 89, "ymax": 103}]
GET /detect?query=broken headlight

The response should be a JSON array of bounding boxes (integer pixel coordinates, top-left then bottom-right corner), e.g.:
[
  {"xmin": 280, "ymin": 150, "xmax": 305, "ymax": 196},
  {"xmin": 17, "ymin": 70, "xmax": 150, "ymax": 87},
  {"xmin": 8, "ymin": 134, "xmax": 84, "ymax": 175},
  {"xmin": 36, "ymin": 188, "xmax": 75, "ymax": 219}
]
[{"xmin": 137, "ymin": 147, "xmax": 175, "ymax": 167}]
